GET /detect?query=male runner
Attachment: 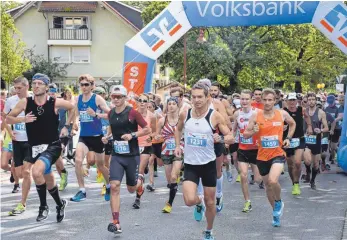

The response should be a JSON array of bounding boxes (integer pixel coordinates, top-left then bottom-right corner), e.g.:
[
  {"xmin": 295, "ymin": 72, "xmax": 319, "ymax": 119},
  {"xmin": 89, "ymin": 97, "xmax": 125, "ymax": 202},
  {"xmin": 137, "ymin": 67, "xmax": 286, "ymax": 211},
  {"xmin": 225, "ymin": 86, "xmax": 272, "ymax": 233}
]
[
  {"xmin": 7, "ymin": 73, "xmax": 75, "ymax": 222},
  {"xmin": 303, "ymin": 93, "xmax": 328, "ymax": 189},
  {"xmin": 5, "ymin": 77, "xmax": 32, "ymax": 215},
  {"xmin": 71, "ymin": 74, "xmax": 111, "ymax": 202},
  {"xmin": 174, "ymin": 83, "xmax": 234, "ymax": 240},
  {"xmin": 251, "ymin": 88, "xmax": 264, "ymax": 110},
  {"xmin": 244, "ymin": 88, "xmax": 296, "ymax": 227},
  {"xmin": 283, "ymin": 93, "xmax": 312, "ymax": 195},
  {"xmin": 103, "ymin": 85, "xmax": 150, "ymax": 235},
  {"xmin": 232, "ymin": 89, "xmax": 262, "ymax": 212}
]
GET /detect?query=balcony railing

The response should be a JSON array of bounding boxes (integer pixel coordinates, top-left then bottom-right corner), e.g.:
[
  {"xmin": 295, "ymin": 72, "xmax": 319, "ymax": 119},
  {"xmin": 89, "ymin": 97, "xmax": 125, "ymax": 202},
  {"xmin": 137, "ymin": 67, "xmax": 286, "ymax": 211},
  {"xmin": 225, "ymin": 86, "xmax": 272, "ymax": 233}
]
[{"xmin": 49, "ymin": 28, "xmax": 92, "ymax": 41}]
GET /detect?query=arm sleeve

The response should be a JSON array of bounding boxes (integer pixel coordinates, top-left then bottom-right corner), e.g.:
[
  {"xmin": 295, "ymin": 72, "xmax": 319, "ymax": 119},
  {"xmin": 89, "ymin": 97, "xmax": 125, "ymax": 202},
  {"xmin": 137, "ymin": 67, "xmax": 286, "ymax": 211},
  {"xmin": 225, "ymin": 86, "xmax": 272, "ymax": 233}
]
[{"xmin": 131, "ymin": 109, "xmax": 147, "ymax": 128}]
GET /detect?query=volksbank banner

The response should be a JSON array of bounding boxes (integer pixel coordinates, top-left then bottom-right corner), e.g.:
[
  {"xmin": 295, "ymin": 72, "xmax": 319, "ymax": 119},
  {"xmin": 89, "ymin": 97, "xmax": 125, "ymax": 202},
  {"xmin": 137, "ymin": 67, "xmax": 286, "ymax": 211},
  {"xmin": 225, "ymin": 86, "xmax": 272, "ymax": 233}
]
[{"xmin": 183, "ymin": 1, "xmax": 320, "ymax": 27}]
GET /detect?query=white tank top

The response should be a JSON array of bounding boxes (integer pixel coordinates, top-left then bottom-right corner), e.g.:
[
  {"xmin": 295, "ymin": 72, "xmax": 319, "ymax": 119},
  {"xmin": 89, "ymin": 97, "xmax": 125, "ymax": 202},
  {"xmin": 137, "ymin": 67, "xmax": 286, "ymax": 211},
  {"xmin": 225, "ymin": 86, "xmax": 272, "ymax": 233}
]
[
  {"xmin": 237, "ymin": 108, "xmax": 256, "ymax": 130},
  {"xmin": 4, "ymin": 95, "xmax": 28, "ymax": 141},
  {"xmin": 184, "ymin": 108, "xmax": 216, "ymax": 165}
]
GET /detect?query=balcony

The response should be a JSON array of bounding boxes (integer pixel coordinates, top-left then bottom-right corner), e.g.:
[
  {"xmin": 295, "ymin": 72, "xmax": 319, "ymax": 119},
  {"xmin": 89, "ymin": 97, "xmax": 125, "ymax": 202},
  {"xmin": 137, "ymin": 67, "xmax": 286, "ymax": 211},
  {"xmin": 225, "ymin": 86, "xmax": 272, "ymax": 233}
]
[{"xmin": 47, "ymin": 28, "xmax": 92, "ymax": 46}]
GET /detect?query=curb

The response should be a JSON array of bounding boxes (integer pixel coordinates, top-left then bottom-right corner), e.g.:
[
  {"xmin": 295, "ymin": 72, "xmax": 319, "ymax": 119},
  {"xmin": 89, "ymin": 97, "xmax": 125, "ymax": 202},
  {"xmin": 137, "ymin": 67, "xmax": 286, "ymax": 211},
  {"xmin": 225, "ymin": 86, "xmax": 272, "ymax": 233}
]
[{"xmin": 342, "ymin": 208, "xmax": 347, "ymax": 240}]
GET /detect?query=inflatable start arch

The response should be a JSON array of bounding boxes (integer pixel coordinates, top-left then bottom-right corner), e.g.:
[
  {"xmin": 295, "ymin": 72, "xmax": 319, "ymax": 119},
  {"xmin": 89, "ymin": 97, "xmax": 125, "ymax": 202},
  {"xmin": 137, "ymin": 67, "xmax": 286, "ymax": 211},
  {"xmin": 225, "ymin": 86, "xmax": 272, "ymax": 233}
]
[{"xmin": 122, "ymin": 1, "xmax": 347, "ymax": 171}]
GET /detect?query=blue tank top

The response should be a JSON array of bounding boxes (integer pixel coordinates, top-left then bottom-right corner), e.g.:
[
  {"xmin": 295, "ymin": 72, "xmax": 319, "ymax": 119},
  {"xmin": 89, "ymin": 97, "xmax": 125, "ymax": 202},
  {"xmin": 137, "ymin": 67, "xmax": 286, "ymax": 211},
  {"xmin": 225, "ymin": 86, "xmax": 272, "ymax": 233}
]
[
  {"xmin": 101, "ymin": 101, "xmax": 111, "ymax": 136},
  {"xmin": 78, "ymin": 94, "xmax": 103, "ymax": 136}
]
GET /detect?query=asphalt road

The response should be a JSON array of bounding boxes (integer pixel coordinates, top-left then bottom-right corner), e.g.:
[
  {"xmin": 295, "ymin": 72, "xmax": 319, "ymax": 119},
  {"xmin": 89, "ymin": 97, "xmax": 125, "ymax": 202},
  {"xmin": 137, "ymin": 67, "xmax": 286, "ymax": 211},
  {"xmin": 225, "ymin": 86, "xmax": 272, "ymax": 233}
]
[{"xmin": 1, "ymin": 163, "xmax": 347, "ymax": 240}]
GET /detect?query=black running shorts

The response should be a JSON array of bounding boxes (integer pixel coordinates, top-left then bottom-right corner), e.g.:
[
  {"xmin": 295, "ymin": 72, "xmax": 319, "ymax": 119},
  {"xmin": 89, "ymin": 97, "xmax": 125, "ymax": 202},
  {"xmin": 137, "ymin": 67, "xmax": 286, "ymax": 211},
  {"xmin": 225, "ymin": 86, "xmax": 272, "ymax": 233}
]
[
  {"xmin": 79, "ymin": 136, "xmax": 104, "ymax": 154},
  {"xmin": 237, "ymin": 149, "xmax": 258, "ymax": 165},
  {"xmin": 13, "ymin": 140, "xmax": 31, "ymax": 167},
  {"xmin": 109, "ymin": 155, "xmax": 140, "ymax": 186},
  {"xmin": 105, "ymin": 140, "xmax": 112, "ymax": 156},
  {"xmin": 285, "ymin": 137, "xmax": 305, "ymax": 157},
  {"xmin": 256, "ymin": 156, "xmax": 286, "ymax": 177},
  {"xmin": 214, "ymin": 142, "xmax": 224, "ymax": 158},
  {"xmin": 184, "ymin": 160, "xmax": 217, "ymax": 187},
  {"xmin": 152, "ymin": 143, "xmax": 162, "ymax": 158}
]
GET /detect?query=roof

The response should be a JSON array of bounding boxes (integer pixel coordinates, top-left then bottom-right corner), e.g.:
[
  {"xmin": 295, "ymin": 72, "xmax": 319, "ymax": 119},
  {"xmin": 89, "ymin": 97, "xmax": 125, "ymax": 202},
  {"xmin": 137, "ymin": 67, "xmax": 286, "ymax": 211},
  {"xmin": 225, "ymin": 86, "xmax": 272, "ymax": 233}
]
[
  {"xmin": 103, "ymin": 1, "xmax": 143, "ymax": 31},
  {"xmin": 38, "ymin": 1, "xmax": 98, "ymax": 12},
  {"xmin": 6, "ymin": 4, "xmax": 26, "ymax": 17}
]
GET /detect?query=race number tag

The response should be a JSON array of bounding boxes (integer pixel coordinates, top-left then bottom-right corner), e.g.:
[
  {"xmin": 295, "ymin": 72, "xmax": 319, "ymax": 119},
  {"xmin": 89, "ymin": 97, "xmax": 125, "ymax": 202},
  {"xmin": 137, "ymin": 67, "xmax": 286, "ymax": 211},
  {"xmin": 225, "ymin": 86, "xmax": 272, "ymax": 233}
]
[
  {"xmin": 321, "ymin": 137, "xmax": 329, "ymax": 145},
  {"xmin": 261, "ymin": 135, "xmax": 279, "ymax": 148},
  {"xmin": 289, "ymin": 138, "xmax": 300, "ymax": 149},
  {"xmin": 32, "ymin": 144, "xmax": 48, "ymax": 158},
  {"xmin": 8, "ymin": 142, "xmax": 13, "ymax": 151},
  {"xmin": 80, "ymin": 111, "xmax": 93, "ymax": 123},
  {"xmin": 14, "ymin": 123, "xmax": 26, "ymax": 131},
  {"xmin": 114, "ymin": 141, "xmax": 130, "ymax": 154},
  {"xmin": 165, "ymin": 138, "xmax": 176, "ymax": 150},
  {"xmin": 240, "ymin": 134, "xmax": 253, "ymax": 144},
  {"xmin": 305, "ymin": 135, "xmax": 317, "ymax": 144},
  {"xmin": 187, "ymin": 133, "xmax": 207, "ymax": 148}
]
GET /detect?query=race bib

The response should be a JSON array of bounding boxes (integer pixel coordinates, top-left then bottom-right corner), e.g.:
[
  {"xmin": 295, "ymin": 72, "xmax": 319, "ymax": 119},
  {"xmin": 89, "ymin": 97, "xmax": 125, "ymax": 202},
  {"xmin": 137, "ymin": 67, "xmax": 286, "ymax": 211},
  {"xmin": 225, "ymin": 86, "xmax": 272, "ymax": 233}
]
[
  {"xmin": 8, "ymin": 142, "xmax": 13, "ymax": 151},
  {"xmin": 187, "ymin": 133, "xmax": 207, "ymax": 148},
  {"xmin": 305, "ymin": 135, "xmax": 317, "ymax": 144},
  {"xmin": 32, "ymin": 144, "xmax": 48, "ymax": 158},
  {"xmin": 289, "ymin": 138, "xmax": 300, "ymax": 149},
  {"xmin": 165, "ymin": 138, "xmax": 176, "ymax": 150},
  {"xmin": 14, "ymin": 123, "xmax": 26, "ymax": 131},
  {"xmin": 261, "ymin": 135, "xmax": 279, "ymax": 148},
  {"xmin": 240, "ymin": 134, "xmax": 253, "ymax": 145},
  {"xmin": 114, "ymin": 141, "xmax": 130, "ymax": 154},
  {"xmin": 321, "ymin": 137, "xmax": 329, "ymax": 145},
  {"xmin": 80, "ymin": 111, "xmax": 93, "ymax": 123}
]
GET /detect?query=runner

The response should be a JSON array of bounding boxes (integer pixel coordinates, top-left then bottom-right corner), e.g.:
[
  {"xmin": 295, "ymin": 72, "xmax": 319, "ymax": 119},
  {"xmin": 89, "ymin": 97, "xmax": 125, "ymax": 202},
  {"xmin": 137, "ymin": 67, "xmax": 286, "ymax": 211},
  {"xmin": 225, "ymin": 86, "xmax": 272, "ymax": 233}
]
[
  {"xmin": 104, "ymin": 85, "xmax": 150, "ymax": 235},
  {"xmin": 71, "ymin": 74, "xmax": 111, "ymax": 202},
  {"xmin": 174, "ymin": 83, "xmax": 235, "ymax": 240},
  {"xmin": 251, "ymin": 88, "xmax": 264, "ymax": 110},
  {"xmin": 6, "ymin": 73, "xmax": 75, "ymax": 222},
  {"xmin": 325, "ymin": 94, "xmax": 340, "ymax": 164},
  {"xmin": 244, "ymin": 88, "xmax": 296, "ymax": 227},
  {"xmin": 303, "ymin": 93, "xmax": 329, "ymax": 190},
  {"xmin": 156, "ymin": 97, "xmax": 183, "ymax": 213},
  {"xmin": 283, "ymin": 93, "xmax": 312, "ymax": 195},
  {"xmin": 232, "ymin": 89, "xmax": 263, "ymax": 213}
]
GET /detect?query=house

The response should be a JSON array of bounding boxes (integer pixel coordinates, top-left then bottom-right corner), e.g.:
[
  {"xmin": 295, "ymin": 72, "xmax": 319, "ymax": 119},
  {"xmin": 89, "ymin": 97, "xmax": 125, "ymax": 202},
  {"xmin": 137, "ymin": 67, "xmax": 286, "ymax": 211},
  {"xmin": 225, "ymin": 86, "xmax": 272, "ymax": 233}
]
[{"xmin": 7, "ymin": 1, "xmax": 143, "ymax": 90}]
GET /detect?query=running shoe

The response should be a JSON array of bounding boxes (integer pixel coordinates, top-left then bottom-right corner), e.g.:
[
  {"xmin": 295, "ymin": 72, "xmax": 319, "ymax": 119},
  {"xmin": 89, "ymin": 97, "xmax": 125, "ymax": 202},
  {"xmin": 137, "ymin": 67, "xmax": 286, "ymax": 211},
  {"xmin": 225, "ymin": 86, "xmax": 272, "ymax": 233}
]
[
  {"xmin": 310, "ymin": 181, "xmax": 317, "ymax": 190},
  {"xmin": 226, "ymin": 171, "xmax": 233, "ymax": 182},
  {"xmin": 70, "ymin": 190, "xmax": 86, "ymax": 202},
  {"xmin": 292, "ymin": 183, "xmax": 301, "ymax": 195},
  {"xmin": 273, "ymin": 200, "xmax": 284, "ymax": 218},
  {"xmin": 104, "ymin": 186, "xmax": 111, "ymax": 201},
  {"xmin": 154, "ymin": 171, "xmax": 158, "ymax": 177},
  {"xmin": 8, "ymin": 203, "xmax": 26, "ymax": 216},
  {"xmin": 203, "ymin": 230, "xmax": 215, "ymax": 240},
  {"xmin": 101, "ymin": 184, "xmax": 106, "ymax": 196},
  {"xmin": 12, "ymin": 184, "xmax": 20, "ymax": 193},
  {"xmin": 36, "ymin": 206, "xmax": 49, "ymax": 222},
  {"xmin": 272, "ymin": 216, "xmax": 281, "ymax": 227},
  {"xmin": 249, "ymin": 174, "xmax": 255, "ymax": 185},
  {"xmin": 259, "ymin": 181, "xmax": 264, "ymax": 189},
  {"xmin": 59, "ymin": 172, "xmax": 68, "ymax": 191},
  {"xmin": 194, "ymin": 204, "xmax": 205, "ymax": 222},
  {"xmin": 56, "ymin": 199, "xmax": 67, "ymax": 222},
  {"xmin": 236, "ymin": 174, "xmax": 241, "ymax": 183},
  {"xmin": 242, "ymin": 201, "xmax": 252, "ymax": 213},
  {"xmin": 325, "ymin": 164, "xmax": 331, "ymax": 171},
  {"xmin": 162, "ymin": 202, "xmax": 172, "ymax": 213},
  {"xmin": 132, "ymin": 198, "xmax": 141, "ymax": 209},
  {"xmin": 108, "ymin": 222, "xmax": 122, "ymax": 234},
  {"xmin": 146, "ymin": 184, "xmax": 155, "ymax": 192},
  {"xmin": 216, "ymin": 195, "xmax": 223, "ymax": 213}
]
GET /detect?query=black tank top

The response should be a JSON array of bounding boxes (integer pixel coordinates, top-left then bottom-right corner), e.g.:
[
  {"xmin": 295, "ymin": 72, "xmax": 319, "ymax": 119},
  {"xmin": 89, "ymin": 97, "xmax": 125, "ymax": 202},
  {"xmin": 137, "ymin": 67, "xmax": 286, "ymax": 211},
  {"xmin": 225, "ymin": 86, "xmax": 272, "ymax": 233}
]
[
  {"xmin": 109, "ymin": 106, "xmax": 140, "ymax": 156},
  {"xmin": 284, "ymin": 106, "xmax": 304, "ymax": 138},
  {"xmin": 25, "ymin": 96, "xmax": 59, "ymax": 145}
]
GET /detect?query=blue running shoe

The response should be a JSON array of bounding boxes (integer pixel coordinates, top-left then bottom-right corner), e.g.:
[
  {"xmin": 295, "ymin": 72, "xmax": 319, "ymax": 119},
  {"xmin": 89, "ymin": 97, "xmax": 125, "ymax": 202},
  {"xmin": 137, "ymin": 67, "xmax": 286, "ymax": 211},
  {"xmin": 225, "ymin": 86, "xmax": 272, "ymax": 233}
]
[
  {"xmin": 273, "ymin": 200, "xmax": 284, "ymax": 217},
  {"xmin": 203, "ymin": 230, "xmax": 215, "ymax": 240},
  {"xmin": 194, "ymin": 204, "xmax": 205, "ymax": 222},
  {"xmin": 272, "ymin": 216, "xmax": 281, "ymax": 227},
  {"xmin": 70, "ymin": 191, "xmax": 86, "ymax": 202},
  {"xmin": 216, "ymin": 195, "xmax": 223, "ymax": 213},
  {"xmin": 104, "ymin": 186, "xmax": 110, "ymax": 201}
]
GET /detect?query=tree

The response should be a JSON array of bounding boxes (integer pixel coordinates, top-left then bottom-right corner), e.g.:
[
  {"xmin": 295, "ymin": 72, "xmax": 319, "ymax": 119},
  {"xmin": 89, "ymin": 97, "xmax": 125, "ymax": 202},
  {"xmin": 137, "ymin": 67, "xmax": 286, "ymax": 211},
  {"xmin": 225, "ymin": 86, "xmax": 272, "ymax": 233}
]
[
  {"xmin": 1, "ymin": 3, "xmax": 31, "ymax": 84},
  {"xmin": 121, "ymin": 1, "xmax": 151, "ymax": 11},
  {"xmin": 23, "ymin": 49, "xmax": 70, "ymax": 83}
]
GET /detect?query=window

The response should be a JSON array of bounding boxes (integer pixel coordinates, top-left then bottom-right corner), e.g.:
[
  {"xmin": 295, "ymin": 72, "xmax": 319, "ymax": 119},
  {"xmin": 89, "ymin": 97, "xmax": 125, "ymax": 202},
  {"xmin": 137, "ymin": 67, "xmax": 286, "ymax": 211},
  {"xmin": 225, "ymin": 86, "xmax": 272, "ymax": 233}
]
[
  {"xmin": 72, "ymin": 47, "xmax": 90, "ymax": 63},
  {"xmin": 53, "ymin": 16, "xmax": 88, "ymax": 29},
  {"xmin": 50, "ymin": 46, "xmax": 71, "ymax": 63}
]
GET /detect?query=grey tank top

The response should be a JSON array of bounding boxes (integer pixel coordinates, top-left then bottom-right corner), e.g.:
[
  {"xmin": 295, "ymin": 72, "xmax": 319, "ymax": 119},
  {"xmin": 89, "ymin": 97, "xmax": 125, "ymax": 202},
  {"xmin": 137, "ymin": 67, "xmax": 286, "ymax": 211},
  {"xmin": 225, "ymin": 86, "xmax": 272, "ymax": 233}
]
[{"xmin": 305, "ymin": 108, "xmax": 321, "ymax": 133}]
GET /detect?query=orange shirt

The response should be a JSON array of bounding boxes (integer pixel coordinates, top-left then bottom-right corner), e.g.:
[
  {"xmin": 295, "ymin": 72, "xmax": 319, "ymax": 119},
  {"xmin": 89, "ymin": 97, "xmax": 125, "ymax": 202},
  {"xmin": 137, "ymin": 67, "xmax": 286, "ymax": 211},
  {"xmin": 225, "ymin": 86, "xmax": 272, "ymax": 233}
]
[
  {"xmin": 138, "ymin": 111, "xmax": 153, "ymax": 147},
  {"xmin": 251, "ymin": 101, "xmax": 264, "ymax": 110},
  {"xmin": 256, "ymin": 109, "xmax": 285, "ymax": 161}
]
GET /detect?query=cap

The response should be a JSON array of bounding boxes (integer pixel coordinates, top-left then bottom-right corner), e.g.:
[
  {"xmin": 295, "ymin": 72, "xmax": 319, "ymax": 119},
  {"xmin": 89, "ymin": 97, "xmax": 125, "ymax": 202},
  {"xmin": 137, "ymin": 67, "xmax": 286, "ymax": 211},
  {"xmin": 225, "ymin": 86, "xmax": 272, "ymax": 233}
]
[
  {"xmin": 233, "ymin": 99, "xmax": 241, "ymax": 108},
  {"xmin": 327, "ymin": 95, "xmax": 335, "ymax": 105},
  {"xmin": 93, "ymin": 86, "xmax": 106, "ymax": 94},
  {"xmin": 111, "ymin": 85, "xmax": 127, "ymax": 96},
  {"xmin": 287, "ymin": 93, "xmax": 297, "ymax": 100},
  {"xmin": 32, "ymin": 73, "xmax": 50, "ymax": 85},
  {"xmin": 197, "ymin": 78, "xmax": 211, "ymax": 89}
]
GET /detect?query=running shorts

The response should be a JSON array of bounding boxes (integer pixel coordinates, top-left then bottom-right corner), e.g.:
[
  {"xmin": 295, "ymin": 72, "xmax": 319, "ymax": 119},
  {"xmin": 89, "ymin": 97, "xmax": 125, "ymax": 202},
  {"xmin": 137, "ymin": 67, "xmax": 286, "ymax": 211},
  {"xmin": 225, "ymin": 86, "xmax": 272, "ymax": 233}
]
[
  {"xmin": 78, "ymin": 136, "xmax": 104, "ymax": 154},
  {"xmin": 237, "ymin": 149, "xmax": 258, "ymax": 165},
  {"xmin": 256, "ymin": 156, "xmax": 286, "ymax": 177},
  {"xmin": 184, "ymin": 160, "xmax": 217, "ymax": 187},
  {"xmin": 13, "ymin": 140, "xmax": 31, "ymax": 167},
  {"xmin": 109, "ymin": 155, "xmax": 140, "ymax": 186}
]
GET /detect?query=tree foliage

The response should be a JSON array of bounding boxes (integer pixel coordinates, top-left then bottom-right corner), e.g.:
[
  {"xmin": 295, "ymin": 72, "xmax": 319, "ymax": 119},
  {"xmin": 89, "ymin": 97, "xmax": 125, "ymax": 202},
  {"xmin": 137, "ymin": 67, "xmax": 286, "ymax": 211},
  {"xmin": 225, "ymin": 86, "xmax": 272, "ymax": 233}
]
[
  {"xmin": 1, "ymin": 3, "xmax": 31, "ymax": 83},
  {"xmin": 141, "ymin": 2, "xmax": 347, "ymax": 93}
]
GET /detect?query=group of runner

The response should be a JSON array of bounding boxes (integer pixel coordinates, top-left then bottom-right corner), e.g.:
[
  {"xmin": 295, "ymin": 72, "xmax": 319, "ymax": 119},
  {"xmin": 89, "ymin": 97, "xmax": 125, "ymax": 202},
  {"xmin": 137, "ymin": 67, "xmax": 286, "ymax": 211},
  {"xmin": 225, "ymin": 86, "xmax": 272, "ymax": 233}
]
[{"xmin": 0, "ymin": 74, "xmax": 344, "ymax": 240}]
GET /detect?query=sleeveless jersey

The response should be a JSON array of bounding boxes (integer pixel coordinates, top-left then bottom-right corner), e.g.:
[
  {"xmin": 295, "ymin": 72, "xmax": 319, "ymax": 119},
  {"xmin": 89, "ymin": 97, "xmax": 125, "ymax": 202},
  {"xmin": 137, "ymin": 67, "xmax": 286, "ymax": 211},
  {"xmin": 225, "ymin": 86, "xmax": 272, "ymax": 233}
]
[
  {"xmin": 237, "ymin": 108, "xmax": 258, "ymax": 150},
  {"xmin": 25, "ymin": 96, "xmax": 59, "ymax": 146},
  {"xmin": 161, "ymin": 116, "xmax": 184, "ymax": 156},
  {"xmin": 138, "ymin": 110, "xmax": 153, "ymax": 147},
  {"xmin": 304, "ymin": 107, "xmax": 322, "ymax": 144},
  {"xmin": 283, "ymin": 106, "xmax": 304, "ymax": 138},
  {"xmin": 78, "ymin": 94, "xmax": 102, "ymax": 137},
  {"xmin": 184, "ymin": 108, "xmax": 216, "ymax": 165},
  {"xmin": 256, "ymin": 109, "xmax": 285, "ymax": 161},
  {"xmin": 4, "ymin": 95, "xmax": 28, "ymax": 141}
]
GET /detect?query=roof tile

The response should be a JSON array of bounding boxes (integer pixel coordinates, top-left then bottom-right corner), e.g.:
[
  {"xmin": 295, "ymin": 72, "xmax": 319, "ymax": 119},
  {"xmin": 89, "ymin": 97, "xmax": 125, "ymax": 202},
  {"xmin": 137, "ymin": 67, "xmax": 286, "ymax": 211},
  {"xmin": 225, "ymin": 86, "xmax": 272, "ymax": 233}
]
[{"xmin": 39, "ymin": 1, "xmax": 98, "ymax": 12}]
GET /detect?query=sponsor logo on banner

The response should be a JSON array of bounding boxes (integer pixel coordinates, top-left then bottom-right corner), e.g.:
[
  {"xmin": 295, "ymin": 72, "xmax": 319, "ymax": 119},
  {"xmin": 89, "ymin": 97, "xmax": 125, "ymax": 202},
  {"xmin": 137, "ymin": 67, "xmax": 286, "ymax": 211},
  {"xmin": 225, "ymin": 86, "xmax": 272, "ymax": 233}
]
[
  {"xmin": 140, "ymin": 10, "xmax": 182, "ymax": 52},
  {"xmin": 123, "ymin": 63, "xmax": 148, "ymax": 104},
  {"xmin": 320, "ymin": 5, "xmax": 347, "ymax": 47}
]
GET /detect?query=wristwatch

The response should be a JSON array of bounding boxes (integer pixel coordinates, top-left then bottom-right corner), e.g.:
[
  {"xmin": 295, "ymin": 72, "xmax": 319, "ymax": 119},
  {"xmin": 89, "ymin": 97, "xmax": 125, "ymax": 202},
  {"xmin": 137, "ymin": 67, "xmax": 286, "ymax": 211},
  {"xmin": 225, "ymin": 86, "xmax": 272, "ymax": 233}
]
[{"xmin": 131, "ymin": 132, "xmax": 137, "ymax": 139}]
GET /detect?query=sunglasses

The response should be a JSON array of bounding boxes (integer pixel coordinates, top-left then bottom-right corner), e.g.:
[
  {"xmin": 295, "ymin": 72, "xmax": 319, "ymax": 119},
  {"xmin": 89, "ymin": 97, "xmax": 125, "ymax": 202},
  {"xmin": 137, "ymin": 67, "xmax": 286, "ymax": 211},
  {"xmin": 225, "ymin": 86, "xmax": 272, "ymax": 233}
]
[
  {"xmin": 80, "ymin": 83, "xmax": 91, "ymax": 87},
  {"xmin": 137, "ymin": 99, "xmax": 148, "ymax": 103},
  {"xmin": 111, "ymin": 95, "xmax": 124, "ymax": 100}
]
